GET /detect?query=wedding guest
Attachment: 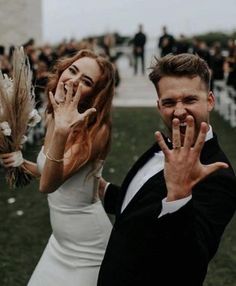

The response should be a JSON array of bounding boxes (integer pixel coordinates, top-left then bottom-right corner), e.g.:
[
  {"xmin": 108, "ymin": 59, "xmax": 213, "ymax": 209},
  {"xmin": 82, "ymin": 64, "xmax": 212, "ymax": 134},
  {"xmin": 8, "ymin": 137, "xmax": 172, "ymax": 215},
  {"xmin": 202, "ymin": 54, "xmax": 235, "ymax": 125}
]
[{"xmin": 132, "ymin": 24, "xmax": 147, "ymax": 75}]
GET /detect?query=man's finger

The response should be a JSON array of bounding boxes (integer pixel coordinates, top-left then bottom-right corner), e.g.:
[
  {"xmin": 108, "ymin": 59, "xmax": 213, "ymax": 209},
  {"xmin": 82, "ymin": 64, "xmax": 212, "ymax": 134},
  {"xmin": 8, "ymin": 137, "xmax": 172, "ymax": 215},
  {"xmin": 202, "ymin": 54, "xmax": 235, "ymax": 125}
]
[
  {"xmin": 183, "ymin": 115, "xmax": 194, "ymax": 148},
  {"xmin": 172, "ymin": 118, "xmax": 181, "ymax": 149},
  {"xmin": 155, "ymin": 131, "xmax": 170, "ymax": 156},
  {"xmin": 193, "ymin": 122, "xmax": 208, "ymax": 154},
  {"xmin": 204, "ymin": 162, "xmax": 229, "ymax": 177}
]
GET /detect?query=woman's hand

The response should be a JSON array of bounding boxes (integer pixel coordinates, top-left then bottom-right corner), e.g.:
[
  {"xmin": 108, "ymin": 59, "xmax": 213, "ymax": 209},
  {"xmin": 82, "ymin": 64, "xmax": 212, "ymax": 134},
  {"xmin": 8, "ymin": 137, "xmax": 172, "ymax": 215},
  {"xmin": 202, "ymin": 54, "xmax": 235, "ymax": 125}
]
[
  {"xmin": 0, "ymin": 151, "xmax": 24, "ymax": 168},
  {"xmin": 49, "ymin": 81, "xmax": 96, "ymax": 133},
  {"xmin": 155, "ymin": 115, "xmax": 228, "ymax": 201}
]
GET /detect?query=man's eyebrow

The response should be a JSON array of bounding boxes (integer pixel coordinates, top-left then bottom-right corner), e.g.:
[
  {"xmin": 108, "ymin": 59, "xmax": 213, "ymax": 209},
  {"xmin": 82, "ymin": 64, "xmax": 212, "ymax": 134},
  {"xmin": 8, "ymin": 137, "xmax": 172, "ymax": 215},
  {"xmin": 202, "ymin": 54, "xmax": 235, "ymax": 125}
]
[
  {"xmin": 71, "ymin": 64, "xmax": 94, "ymax": 84},
  {"xmin": 161, "ymin": 98, "xmax": 175, "ymax": 103}
]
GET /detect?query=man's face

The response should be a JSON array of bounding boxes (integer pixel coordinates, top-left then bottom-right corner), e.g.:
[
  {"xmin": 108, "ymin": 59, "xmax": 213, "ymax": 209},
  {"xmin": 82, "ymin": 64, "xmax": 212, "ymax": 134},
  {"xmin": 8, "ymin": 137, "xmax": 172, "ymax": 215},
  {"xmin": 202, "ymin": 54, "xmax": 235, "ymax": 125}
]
[{"xmin": 157, "ymin": 76, "xmax": 215, "ymax": 145}]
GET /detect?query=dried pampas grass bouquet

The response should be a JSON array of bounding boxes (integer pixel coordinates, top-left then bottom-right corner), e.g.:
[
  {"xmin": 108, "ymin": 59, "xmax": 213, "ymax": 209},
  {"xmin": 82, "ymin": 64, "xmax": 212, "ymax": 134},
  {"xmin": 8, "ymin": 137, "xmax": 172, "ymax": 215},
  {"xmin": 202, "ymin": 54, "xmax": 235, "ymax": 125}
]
[{"xmin": 0, "ymin": 47, "xmax": 41, "ymax": 188}]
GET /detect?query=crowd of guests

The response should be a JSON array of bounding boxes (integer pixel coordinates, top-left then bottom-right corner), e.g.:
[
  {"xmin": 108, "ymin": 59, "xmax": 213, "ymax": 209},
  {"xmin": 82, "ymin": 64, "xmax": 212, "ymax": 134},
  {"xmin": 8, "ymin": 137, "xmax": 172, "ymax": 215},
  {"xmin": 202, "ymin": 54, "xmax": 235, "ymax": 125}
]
[
  {"xmin": 0, "ymin": 29, "xmax": 236, "ymax": 142},
  {"xmin": 157, "ymin": 26, "xmax": 236, "ymax": 91},
  {"xmin": 0, "ymin": 36, "xmax": 122, "ymax": 143},
  {"xmin": 130, "ymin": 24, "xmax": 236, "ymax": 92},
  {"xmin": 0, "ymin": 36, "xmax": 121, "ymax": 110}
]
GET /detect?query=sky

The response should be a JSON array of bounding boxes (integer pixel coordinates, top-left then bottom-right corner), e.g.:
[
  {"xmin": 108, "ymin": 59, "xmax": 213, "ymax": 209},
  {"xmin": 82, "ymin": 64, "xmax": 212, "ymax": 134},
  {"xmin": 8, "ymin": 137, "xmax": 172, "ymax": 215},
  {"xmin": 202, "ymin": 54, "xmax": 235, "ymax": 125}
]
[{"xmin": 42, "ymin": 0, "xmax": 236, "ymax": 44}]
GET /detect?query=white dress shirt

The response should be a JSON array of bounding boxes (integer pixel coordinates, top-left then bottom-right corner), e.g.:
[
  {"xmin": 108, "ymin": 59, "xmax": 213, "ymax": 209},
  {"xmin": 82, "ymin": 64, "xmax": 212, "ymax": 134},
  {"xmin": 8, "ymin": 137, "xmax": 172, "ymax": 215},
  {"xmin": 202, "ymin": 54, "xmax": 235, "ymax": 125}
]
[{"xmin": 121, "ymin": 126, "xmax": 213, "ymax": 217}]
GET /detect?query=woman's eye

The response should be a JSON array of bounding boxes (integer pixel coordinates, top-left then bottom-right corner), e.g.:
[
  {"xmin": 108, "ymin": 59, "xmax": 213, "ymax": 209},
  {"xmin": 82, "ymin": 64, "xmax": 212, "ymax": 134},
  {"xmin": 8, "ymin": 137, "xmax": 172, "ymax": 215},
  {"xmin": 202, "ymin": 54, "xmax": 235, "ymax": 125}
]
[
  {"xmin": 81, "ymin": 78, "xmax": 92, "ymax": 87},
  {"xmin": 68, "ymin": 67, "xmax": 76, "ymax": 74}
]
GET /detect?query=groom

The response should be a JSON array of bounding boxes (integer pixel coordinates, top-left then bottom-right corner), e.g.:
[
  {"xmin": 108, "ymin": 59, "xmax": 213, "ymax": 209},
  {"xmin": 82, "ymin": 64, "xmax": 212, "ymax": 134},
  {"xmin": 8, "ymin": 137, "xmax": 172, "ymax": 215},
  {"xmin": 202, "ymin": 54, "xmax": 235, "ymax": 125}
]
[{"xmin": 97, "ymin": 53, "xmax": 236, "ymax": 286}]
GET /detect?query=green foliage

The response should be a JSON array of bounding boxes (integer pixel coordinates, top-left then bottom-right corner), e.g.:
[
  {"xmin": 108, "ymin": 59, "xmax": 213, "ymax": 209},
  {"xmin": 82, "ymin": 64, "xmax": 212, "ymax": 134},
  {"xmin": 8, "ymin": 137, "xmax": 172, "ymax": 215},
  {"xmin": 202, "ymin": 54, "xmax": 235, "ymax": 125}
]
[
  {"xmin": 190, "ymin": 30, "xmax": 236, "ymax": 48},
  {"xmin": 0, "ymin": 108, "xmax": 235, "ymax": 285}
]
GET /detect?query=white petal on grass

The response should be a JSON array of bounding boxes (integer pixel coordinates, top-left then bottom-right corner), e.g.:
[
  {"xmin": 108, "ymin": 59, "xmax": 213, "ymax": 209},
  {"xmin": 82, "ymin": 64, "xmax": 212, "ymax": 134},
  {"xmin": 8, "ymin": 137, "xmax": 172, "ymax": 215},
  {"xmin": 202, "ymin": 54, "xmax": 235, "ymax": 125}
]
[
  {"xmin": 7, "ymin": 197, "xmax": 16, "ymax": 204},
  {"xmin": 16, "ymin": 210, "xmax": 24, "ymax": 216},
  {"xmin": 109, "ymin": 168, "xmax": 115, "ymax": 174}
]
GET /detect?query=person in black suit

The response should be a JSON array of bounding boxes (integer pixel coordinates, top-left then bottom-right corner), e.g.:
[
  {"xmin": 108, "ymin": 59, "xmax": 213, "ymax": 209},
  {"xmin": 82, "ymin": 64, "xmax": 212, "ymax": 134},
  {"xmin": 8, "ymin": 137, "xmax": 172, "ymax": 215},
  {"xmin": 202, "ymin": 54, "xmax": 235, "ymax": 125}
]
[
  {"xmin": 97, "ymin": 53, "xmax": 236, "ymax": 286},
  {"xmin": 132, "ymin": 24, "xmax": 147, "ymax": 75},
  {"xmin": 158, "ymin": 26, "xmax": 175, "ymax": 57}
]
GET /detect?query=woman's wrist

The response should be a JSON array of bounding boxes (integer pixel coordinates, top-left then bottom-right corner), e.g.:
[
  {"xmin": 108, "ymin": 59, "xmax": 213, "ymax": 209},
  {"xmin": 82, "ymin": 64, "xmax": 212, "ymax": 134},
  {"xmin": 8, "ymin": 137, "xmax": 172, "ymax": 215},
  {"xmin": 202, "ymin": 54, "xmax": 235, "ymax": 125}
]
[{"xmin": 53, "ymin": 126, "xmax": 70, "ymax": 137}]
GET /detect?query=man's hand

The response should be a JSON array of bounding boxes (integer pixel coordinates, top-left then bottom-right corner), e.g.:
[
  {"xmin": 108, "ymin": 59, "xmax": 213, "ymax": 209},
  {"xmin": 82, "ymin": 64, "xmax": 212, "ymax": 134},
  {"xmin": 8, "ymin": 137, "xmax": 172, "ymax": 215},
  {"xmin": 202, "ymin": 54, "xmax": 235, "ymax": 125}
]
[
  {"xmin": 155, "ymin": 115, "xmax": 228, "ymax": 201},
  {"xmin": 98, "ymin": 177, "xmax": 109, "ymax": 200}
]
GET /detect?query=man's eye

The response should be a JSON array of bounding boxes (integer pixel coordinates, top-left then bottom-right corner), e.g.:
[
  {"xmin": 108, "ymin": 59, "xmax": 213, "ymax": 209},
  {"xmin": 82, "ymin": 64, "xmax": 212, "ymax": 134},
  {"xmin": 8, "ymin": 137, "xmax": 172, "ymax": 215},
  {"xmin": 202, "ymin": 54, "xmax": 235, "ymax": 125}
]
[
  {"xmin": 162, "ymin": 101, "xmax": 175, "ymax": 107},
  {"xmin": 183, "ymin": 98, "xmax": 197, "ymax": 104}
]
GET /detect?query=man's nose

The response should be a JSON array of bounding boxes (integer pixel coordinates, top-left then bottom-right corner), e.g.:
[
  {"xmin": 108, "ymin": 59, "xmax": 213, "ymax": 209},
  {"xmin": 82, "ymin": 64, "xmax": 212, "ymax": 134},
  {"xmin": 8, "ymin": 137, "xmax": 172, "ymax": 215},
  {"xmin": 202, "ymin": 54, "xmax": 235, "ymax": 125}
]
[{"xmin": 173, "ymin": 102, "xmax": 187, "ymax": 117}]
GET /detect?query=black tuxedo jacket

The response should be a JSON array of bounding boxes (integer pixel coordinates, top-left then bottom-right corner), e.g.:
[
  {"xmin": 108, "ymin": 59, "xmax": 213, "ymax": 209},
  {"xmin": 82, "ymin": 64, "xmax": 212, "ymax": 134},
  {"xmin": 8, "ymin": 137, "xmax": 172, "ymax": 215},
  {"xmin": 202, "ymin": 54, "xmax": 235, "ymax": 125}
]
[{"xmin": 98, "ymin": 135, "xmax": 236, "ymax": 286}]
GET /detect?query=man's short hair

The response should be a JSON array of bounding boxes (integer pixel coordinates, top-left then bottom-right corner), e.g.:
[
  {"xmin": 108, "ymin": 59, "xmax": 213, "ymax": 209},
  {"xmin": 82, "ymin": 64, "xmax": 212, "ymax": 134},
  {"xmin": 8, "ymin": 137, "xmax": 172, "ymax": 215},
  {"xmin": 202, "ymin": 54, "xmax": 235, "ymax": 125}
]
[{"xmin": 149, "ymin": 53, "xmax": 211, "ymax": 91}]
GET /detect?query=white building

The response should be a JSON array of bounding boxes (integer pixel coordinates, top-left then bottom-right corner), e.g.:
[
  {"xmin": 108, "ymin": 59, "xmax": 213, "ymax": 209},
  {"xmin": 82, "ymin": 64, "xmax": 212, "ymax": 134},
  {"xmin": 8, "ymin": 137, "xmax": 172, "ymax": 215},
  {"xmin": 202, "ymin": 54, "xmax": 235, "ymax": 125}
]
[{"xmin": 0, "ymin": 0, "xmax": 42, "ymax": 50}]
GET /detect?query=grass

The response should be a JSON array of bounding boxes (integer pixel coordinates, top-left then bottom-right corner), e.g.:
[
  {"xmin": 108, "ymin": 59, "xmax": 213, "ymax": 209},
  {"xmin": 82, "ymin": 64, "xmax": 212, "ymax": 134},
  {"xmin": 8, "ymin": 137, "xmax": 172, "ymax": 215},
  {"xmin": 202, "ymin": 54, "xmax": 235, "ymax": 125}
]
[{"xmin": 0, "ymin": 107, "xmax": 236, "ymax": 285}]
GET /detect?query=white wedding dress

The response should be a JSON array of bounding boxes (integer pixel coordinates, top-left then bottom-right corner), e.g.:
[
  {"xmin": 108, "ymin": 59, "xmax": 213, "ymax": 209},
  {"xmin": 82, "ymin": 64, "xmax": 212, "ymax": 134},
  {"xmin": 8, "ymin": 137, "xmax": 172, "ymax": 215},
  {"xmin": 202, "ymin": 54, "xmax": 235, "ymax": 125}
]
[{"xmin": 27, "ymin": 147, "xmax": 112, "ymax": 286}]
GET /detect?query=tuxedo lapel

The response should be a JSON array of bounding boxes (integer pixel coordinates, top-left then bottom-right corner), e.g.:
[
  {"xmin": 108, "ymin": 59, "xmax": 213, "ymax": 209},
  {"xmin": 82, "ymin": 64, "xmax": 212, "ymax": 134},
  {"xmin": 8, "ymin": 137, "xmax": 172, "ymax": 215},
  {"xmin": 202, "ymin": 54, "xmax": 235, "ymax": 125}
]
[
  {"xmin": 200, "ymin": 134, "xmax": 219, "ymax": 162},
  {"xmin": 117, "ymin": 135, "xmax": 172, "ymax": 214}
]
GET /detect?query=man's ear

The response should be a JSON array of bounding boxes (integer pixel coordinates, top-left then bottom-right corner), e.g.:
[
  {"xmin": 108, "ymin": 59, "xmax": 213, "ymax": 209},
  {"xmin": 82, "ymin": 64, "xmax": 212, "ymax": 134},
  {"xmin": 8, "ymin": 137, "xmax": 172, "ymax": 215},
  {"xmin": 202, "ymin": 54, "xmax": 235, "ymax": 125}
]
[
  {"xmin": 157, "ymin": 99, "xmax": 160, "ymax": 111},
  {"xmin": 207, "ymin": 91, "xmax": 215, "ymax": 111}
]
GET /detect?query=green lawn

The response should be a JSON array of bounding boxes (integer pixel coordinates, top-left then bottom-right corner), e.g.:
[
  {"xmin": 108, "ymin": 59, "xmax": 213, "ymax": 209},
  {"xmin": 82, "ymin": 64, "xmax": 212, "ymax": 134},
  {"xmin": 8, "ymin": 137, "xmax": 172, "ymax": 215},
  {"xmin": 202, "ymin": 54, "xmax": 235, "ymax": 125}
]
[{"xmin": 0, "ymin": 107, "xmax": 236, "ymax": 285}]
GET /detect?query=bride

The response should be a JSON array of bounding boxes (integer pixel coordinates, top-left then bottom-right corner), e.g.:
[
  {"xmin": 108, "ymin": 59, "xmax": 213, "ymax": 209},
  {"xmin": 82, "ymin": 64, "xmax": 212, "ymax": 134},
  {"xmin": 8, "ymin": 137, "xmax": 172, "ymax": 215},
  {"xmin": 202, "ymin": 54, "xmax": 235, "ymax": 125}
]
[{"xmin": 1, "ymin": 49, "xmax": 115, "ymax": 285}]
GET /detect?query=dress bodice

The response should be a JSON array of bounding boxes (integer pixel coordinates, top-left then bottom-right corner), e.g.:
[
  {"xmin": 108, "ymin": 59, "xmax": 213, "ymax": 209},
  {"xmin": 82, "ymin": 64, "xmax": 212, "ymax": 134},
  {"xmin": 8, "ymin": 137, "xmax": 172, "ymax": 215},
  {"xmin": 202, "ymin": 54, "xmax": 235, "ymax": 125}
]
[{"xmin": 37, "ymin": 146, "xmax": 103, "ymax": 209}]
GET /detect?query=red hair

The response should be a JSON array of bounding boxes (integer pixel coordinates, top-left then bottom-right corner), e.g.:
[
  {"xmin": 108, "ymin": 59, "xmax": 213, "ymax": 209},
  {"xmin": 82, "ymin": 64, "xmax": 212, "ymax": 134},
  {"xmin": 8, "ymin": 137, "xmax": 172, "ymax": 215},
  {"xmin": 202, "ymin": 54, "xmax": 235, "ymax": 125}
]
[{"xmin": 45, "ymin": 49, "xmax": 115, "ymax": 174}]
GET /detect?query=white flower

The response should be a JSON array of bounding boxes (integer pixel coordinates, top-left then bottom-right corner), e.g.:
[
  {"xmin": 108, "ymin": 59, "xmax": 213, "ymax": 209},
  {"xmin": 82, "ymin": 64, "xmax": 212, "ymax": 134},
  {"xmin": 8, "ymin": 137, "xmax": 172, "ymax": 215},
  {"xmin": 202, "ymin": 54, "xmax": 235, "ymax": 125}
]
[
  {"xmin": 0, "ymin": 121, "xmax": 12, "ymax": 136},
  {"xmin": 2, "ymin": 74, "xmax": 14, "ymax": 99},
  {"xmin": 20, "ymin": 135, "xmax": 28, "ymax": 145},
  {"xmin": 28, "ymin": 109, "xmax": 41, "ymax": 127}
]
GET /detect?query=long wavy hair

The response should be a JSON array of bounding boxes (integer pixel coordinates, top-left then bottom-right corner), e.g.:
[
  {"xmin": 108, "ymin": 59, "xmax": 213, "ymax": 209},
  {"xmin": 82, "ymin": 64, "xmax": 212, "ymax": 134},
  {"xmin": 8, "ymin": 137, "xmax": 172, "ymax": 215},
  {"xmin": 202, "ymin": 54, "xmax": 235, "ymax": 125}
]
[{"xmin": 45, "ymin": 49, "xmax": 115, "ymax": 174}]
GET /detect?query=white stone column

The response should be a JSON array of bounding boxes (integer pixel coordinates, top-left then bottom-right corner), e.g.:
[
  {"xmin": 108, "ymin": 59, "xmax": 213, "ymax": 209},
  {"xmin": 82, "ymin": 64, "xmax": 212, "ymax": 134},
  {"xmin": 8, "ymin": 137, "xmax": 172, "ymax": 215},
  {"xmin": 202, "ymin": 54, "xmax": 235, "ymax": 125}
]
[{"xmin": 0, "ymin": 0, "xmax": 42, "ymax": 51}]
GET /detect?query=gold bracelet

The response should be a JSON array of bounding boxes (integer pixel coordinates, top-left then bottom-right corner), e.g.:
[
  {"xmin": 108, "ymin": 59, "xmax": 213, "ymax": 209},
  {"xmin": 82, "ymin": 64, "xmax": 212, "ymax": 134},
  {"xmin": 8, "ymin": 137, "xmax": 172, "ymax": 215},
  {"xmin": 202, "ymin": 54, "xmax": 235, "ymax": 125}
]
[{"xmin": 45, "ymin": 151, "xmax": 64, "ymax": 163}]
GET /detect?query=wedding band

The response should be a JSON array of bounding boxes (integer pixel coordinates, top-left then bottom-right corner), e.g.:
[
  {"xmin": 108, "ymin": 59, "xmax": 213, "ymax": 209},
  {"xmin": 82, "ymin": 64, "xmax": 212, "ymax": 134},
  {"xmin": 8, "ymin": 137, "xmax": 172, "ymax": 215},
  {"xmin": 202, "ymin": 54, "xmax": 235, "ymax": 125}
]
[{"xmin": 173, "ymin": 145, "xmax": 181, "ymax": 149}]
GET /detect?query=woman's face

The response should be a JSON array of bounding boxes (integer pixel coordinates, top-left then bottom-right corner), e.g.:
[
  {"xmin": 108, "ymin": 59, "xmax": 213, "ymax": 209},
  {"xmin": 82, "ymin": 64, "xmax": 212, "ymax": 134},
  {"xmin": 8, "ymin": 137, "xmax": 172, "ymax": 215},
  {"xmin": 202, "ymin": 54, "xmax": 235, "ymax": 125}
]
[{"xmin": 54, "ymin": 57, "xmax": 101, "ymax": 103}]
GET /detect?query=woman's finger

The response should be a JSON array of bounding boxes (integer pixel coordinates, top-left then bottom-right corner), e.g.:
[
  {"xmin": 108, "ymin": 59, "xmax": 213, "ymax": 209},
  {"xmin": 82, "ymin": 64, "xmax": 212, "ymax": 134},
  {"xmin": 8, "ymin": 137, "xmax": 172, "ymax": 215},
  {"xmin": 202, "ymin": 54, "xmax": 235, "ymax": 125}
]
[
  {"xmin": 73, "ymin": 83, "xmax": 82, "ymax": 106},
  {"xmin": 0, "ymin": 153, "xmax": 13, "ymax": 159},
  {"xmin": 82, "ymin": 108, "xmax": 97, "ymax": 119},
  {"xmin": 55, "ymin": 82, "xmax": 66, "ymax": 103},
  {"xmin": 49, "ymin": 91, "xmax": 58, "ymax": 109},
  {"xmin": 65, "ymin": 81, "xmax": 73, "ymax": 103}
]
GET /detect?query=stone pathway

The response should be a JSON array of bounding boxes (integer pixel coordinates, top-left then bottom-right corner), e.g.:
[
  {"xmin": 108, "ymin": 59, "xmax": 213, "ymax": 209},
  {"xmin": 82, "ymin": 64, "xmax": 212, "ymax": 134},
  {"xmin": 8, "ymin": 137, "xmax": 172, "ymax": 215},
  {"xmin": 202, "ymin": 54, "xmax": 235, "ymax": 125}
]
[{"xmin": 113, "ymin": 56, "xmax": 157, "ymax": 107}]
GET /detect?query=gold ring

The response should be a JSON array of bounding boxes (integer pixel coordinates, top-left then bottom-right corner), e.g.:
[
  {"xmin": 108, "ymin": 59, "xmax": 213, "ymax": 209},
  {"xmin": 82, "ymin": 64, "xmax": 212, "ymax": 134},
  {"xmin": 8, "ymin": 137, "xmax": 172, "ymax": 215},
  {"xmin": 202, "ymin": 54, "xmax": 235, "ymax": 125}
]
[{"xmin": 173, "ymin": 145, "xmax": 181, "ymax": 149}]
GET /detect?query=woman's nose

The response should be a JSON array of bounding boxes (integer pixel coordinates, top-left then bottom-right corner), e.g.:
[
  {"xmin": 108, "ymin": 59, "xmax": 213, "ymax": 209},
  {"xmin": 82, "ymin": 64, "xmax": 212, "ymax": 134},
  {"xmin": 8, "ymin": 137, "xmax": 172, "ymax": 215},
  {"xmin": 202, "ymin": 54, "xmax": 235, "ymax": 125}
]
[{"xmin": 71, "ymin": 75, "xmax": 81, "ymax": 87}]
